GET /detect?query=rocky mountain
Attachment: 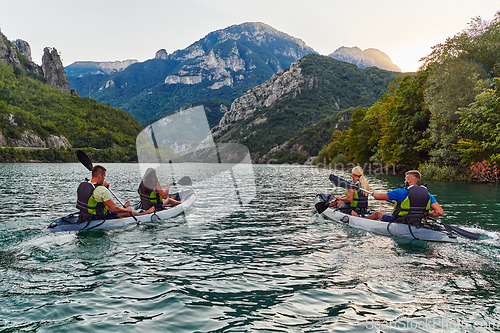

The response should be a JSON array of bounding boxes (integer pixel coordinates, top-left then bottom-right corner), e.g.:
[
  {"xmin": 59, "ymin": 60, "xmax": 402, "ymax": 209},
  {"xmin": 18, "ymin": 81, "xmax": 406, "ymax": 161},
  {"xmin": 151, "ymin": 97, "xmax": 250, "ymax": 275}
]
[
  {"xmin": 1, "ymin": 29, "xmax": 75, "ymax": 95},
  {"xmin": 0, "ymin": 28, "xmax": 43, "ymax": 77},
  {"xmin": 208, "ymin": 54, "xmax": 402, "ymax": 163},
  {"xmin": 67, "ymin": 22, "xmax": 317, "ymax": 124},
  {"xmin": 65, "ymin": 59, "xmax": 139, "ymax": 77},
  {"xmin": 42, "ymin": 47, "xmax": 72, "ymax": 94},
  {"xmin": 329, "ymin": 46, "xmax": 402, "ymax": 72}
]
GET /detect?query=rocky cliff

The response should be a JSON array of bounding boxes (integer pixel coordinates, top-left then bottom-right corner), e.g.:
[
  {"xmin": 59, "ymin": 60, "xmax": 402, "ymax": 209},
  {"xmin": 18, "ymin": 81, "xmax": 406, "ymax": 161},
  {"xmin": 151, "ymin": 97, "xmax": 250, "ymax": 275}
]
[
  {"xmin": 329, "ymin": 46, "xmax": 402, "ymax": 72},
  {"xmin": 42, "ymin": 47, "xmax": 71, "ymax": 93},
  {"xmin": 13, "ymin": 39, "xmax": 32, "ymax": 61},
  {"xmin": 211, "ymin": 61, "xmax": 308, "ymax": 139},
  {"xmin": 155, "ymin": 49, "xmax": 168, "ymax": 60},
  {"xmin": 0, "ymin": 29, "xmax": 43, "ymax": 76},
  {"xmin": 1, "ymin": 113, "xmax": 72, "ymax": 148},
  {"xmin": 65, "ymin": 59, "xmax": 139, "ymax": 77},
  {"xmin": 162, "ymin": 22, "xmax": 316, "ymax": 91}
]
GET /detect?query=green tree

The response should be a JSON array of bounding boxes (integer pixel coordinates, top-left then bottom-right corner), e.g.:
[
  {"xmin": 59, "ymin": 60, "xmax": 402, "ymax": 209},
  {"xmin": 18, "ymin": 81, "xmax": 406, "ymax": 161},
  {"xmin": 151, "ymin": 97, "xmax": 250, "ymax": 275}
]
[{"xmin": 457, "ymin": 78, "xmax": 500, "ymax": 163}]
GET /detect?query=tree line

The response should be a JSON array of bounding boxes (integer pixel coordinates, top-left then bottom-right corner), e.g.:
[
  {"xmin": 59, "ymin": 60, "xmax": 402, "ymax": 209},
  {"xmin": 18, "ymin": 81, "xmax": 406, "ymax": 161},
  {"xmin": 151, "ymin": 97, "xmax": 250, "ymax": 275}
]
[{"xmin": 317, "ymin": 12, "xmax": 500, "ymax": 183}]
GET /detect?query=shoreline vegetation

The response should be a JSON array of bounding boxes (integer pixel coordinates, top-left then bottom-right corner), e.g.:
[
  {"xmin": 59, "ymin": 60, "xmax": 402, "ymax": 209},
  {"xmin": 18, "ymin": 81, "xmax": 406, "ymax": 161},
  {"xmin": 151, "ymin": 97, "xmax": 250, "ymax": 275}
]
[{"xmin": 0, "ymin": 147, "xmax": 137, "ymax": 163}]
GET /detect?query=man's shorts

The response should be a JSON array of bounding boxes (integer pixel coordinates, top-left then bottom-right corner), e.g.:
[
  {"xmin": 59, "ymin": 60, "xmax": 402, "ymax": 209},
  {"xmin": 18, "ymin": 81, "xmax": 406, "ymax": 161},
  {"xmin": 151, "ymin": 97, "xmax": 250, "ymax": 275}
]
[{"xmin": 381, "ymin": 214, "xmax": 397, "ymax": 222}]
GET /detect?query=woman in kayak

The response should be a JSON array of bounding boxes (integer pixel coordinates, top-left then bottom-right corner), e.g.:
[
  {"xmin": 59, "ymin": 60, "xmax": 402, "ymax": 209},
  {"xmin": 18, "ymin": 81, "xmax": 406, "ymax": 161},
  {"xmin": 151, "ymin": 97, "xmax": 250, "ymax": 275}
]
[
  {"xmin": 138, "ymin": 168, "xmax": 183, "ymax": 211},
  {"xmin": 328, "ymin": 166, "xmax": 369, "ymax": 216}
]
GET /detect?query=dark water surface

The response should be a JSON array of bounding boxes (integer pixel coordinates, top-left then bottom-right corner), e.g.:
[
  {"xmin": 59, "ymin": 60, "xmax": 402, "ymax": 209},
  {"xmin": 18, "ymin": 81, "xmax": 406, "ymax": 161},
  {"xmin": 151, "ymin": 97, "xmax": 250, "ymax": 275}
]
[{"xmin": 1, "ymin": 163, "xmax": 500, "ymax": 332}]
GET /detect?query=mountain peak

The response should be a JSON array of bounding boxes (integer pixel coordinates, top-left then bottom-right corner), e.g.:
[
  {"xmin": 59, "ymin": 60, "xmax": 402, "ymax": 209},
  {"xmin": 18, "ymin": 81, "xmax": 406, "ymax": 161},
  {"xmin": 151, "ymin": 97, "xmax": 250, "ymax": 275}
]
[
  {"xmin": 329, "ymin": 46, "xmax": 401, "ymax": 72},
  {"xmin": 167, "ymin": 22, "xmax": 316, "ymax": 62}
]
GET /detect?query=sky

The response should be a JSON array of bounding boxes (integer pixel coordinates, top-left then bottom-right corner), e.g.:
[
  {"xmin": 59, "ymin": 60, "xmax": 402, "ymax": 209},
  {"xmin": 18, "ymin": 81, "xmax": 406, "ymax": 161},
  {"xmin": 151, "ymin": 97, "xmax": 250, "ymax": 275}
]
[{"xmin": 0, "ymin": 0, "xmax": 498, "ymax": 72}]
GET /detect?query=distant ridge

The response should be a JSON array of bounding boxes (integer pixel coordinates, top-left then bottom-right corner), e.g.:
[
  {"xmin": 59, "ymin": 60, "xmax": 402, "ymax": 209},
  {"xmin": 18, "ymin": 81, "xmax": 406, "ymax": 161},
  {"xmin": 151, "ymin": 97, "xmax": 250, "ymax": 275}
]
[
  {"xmin": 65, "ymin": 59, "xmax": 139, "ymax": 77},
  {"xmin": 329, "ymin": 46, "xmax": 402, "ymax": 72},
  {"xmin": 67, "ymin": 22, "xmax": 317, "ymax": 124}
]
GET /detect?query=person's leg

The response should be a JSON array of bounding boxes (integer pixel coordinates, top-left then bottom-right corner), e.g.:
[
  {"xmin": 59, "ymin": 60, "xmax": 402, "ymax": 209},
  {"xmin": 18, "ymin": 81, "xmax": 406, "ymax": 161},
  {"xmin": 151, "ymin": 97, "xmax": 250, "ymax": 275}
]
[
  {"xmin": 162, "ymin": 196, "xmax": 183, "ymax": 206},
  {"xmin": 365, "ymin": 211, "xmax": 386, "ymax": 220}
]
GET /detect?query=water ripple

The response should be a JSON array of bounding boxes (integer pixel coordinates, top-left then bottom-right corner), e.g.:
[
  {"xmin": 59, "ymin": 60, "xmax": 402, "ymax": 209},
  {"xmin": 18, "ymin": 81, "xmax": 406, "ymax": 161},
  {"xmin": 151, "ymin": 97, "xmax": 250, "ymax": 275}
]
[{"xmin": 1, "ymin": 164, "xmax": 500, "ymax": 331}]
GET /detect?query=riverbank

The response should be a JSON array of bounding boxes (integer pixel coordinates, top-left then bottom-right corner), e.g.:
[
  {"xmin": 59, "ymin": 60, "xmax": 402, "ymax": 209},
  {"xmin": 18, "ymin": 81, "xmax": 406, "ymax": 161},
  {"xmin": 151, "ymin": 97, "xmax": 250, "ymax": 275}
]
[{"xmin": 0, "ymin": 147, "xmax": 137, "ymax": 163}]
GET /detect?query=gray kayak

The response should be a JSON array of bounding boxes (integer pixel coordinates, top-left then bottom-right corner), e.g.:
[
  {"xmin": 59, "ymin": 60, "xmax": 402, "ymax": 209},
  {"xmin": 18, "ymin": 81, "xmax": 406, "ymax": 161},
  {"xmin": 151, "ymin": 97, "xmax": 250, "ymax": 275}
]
[
  {"xmin": 43, "ymin": 189, "xmax": 197, "ymax": 233},
  {"xmin": 321, "ymin": 207, "xmax": 458, "ymax": 243}
]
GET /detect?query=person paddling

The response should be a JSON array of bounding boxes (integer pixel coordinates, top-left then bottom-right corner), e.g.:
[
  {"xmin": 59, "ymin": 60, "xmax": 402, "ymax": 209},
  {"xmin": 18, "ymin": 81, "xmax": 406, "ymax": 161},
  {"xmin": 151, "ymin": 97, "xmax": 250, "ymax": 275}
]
[
  {"xmin": 138, "ymin": 168, "xmax": 183, "ymax": 211},
  {"xmin": 329, "ymin": 166, "xmax": 370, "ymax": 217},
  {"xmin": 365, "ymin": 170, "xmax": 443, "ymax": 222},
  {"xmin": 76, "ymin": 165, "xmax": 154, "ymax": 220}
]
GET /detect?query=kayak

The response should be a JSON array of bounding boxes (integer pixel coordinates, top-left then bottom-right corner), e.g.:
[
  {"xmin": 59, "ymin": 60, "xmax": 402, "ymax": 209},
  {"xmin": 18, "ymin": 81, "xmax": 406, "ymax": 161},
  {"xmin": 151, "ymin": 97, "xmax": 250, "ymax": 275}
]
[
  {"xmin": 320, "ymin": 207, "xmax": 458, "ymax": 243},
  {"xmin": 43, "ymin": 189, "xmax": 197, "ymax": 233}
]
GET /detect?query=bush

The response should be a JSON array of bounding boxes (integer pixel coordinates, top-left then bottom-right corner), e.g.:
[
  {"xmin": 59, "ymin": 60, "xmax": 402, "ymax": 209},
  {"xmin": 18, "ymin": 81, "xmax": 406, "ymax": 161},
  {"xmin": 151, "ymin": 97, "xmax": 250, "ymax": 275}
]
[
  {"xmin": 470, "ymin": 161, "xmax": 500, "ymax": 183},
  {"xmin": 419, "ymin": 162, "xmax": 469, "ymax": 181}
]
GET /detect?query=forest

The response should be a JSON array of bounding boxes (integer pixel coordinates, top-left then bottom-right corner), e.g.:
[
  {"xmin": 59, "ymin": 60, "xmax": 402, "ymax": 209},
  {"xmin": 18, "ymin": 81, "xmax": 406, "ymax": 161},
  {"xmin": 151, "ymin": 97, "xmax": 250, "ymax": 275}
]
[{"xmin": 316, "ymin": 13, "xmax": 500, "ymax": 183}]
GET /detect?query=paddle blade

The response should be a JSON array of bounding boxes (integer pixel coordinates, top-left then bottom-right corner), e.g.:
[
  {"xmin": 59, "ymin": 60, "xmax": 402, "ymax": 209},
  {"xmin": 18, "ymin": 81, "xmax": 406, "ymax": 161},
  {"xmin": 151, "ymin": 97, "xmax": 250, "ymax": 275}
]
[
  {"xmin": 174, "ymin": 176, "xmax": 192, "ymax": 186},
  {"xmin": 77, "ymin": 150, "xmax": 93, "ymax": 171},
  {"xmin": 446, "ymin": 224, "xmax": 481, "ymax": 240},
  {"xmin": 329, "ymin": 174, "xmax": 357, "ymax": 190},
  {"xmin": 314, "ymin": 193, "xmax": 333, "ymax": 214}
]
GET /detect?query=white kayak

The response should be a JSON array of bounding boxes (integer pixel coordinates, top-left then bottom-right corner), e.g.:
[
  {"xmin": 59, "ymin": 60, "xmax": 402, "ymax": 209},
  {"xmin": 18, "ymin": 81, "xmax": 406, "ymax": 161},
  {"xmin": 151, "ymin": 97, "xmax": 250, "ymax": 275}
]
[
  {"xmin": 43, "ymin": 189, "xmax": 197, "ymax": 233},
  {"xmin": 321, "ymin": 208, "xmax": 458, "ymax": 243}
]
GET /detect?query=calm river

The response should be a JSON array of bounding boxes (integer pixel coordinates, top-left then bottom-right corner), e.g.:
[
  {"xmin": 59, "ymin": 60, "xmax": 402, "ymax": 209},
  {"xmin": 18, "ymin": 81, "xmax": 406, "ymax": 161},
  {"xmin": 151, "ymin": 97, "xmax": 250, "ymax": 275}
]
[{"xmin": 1, "ymin": 163, "xmax": 500, "ymax": 332}]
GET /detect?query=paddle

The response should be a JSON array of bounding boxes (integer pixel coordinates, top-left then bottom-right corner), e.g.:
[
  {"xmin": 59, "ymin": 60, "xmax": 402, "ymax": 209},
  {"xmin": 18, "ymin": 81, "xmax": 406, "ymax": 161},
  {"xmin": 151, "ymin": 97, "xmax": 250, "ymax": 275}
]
[
  {"xmin": 329, "ymin": 174, "xmax": 373, "ymax": 194},
  {"xmin": 76, "ymin": 150, "xmax": 139, "ymax": 222},
  {"xmin": 314, "ymin": 193, "xmax": 337, "ymax": 214},
  {"xmin": 77, "ymin": 150, "xmax": 93, "ymax": 172},
  {"xmin": 427, "ymin": 217, "xmax": 481, "ymax": 240},
  {"xmin": 173, "ymin": 176, "xmax": 192, "ymax": 186},
  {"xmin": 329, "ymin": 174, "xmax": 394, "ymax": 204}
]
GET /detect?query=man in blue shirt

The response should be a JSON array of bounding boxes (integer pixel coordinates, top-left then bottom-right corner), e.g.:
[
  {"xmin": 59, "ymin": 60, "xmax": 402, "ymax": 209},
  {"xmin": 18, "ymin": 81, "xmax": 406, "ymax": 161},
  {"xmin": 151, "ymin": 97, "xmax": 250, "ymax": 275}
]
[{"xmin": 365, "ymin": 170, "xmax": 444, "ymax": 221}]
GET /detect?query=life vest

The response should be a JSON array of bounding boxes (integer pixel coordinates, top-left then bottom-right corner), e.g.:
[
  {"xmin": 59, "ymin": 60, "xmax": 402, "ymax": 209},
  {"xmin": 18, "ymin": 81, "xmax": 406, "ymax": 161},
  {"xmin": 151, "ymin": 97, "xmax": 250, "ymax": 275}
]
[
  {"xmin": 344, "ymin": 181, "xmax": 368, "ymax": 209},
  {"xmin": 392, "ymin": 185, "xmax": 431, "ymax": 218},
  {"xmin": 76, "ymin": 182, "xmax": 107, "ymax": 218},
  {"xmin": 138, "ymin": 181, "xmax": 163, "ymax": 210}
]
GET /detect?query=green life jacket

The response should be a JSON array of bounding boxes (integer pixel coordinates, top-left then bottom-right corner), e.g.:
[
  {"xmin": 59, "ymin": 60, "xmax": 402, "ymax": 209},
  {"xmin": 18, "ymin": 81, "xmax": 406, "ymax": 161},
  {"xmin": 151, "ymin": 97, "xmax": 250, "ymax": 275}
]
[
  {"xmin": 76, "ymin": 181, "xmax": 107, "ymax": 218},
  {"xmin": 138, "ymin": 181, "xmax": 163, "ymax": 210},
  {"xmin": 392, "ymin": 185, "xmax": 431, "ymax": 218},
  {"xmin": 344, "ymin": 181, "xmax": 368, "ymax": 208}
]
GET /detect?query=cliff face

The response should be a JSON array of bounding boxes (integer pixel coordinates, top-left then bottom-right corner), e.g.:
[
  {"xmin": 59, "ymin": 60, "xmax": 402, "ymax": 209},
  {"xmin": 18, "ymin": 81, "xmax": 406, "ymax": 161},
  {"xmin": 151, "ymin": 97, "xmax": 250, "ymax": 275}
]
[
  {"xmin": 9, "ymin": 132, "xmax": 72, "ymax": 149},
  {"xmin": 211, "ymin": 61, "xmax": 309, "ymax": 140},
  {"xmin": 1, "ymin": 113, "xmax": 72, "ymax": 148},
  {"xmin": 13, "ymin": 39, "xmax": 32, "ymax": 61},
  {"xmin": 0, "ymin": 29, "xmax": 43, "ymax": 76},
  {"xmin": 162, "ymin": 22, "xmax": 316, "ymax": 91},
  {"xmin": 329, "ymin": 46, "xmax": 402, "ymax": 72},
  {"xmin": 42, "ymin": 47, "xmax": 71, "ymax": 93},
  {"xmin": 65, "ymin": 59, "xmax": 139, "ymax": 77}
]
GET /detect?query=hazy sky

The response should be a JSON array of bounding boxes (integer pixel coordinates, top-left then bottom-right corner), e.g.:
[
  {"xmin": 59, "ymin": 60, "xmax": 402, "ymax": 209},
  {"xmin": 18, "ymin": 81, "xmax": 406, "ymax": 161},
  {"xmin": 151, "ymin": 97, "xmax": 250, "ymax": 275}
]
[{"xmin": 0, "ymin": 0, "xmax": 498, "ymax": 72}]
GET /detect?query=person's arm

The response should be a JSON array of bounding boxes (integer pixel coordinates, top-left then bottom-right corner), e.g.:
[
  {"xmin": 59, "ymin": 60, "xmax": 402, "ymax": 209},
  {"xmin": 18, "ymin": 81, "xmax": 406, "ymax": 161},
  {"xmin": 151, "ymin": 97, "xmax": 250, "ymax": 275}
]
[
  {"xmin": 104, "ymin": 199, "xmax": 132, "ymax": 214},
  {"xmin": 371, "ymin": 192, "xmax": 390, "ymax": 201},
  {"xmin": 154, "ymin": 181, "xmax": 170, "ymax": 199},
  {"xmin": 428, "ymin": 202, "xmax": 444, "ymax": 217},
  {"xmin": 335, "ymin": 189, "xmax": 354, "ymax": 203}
]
